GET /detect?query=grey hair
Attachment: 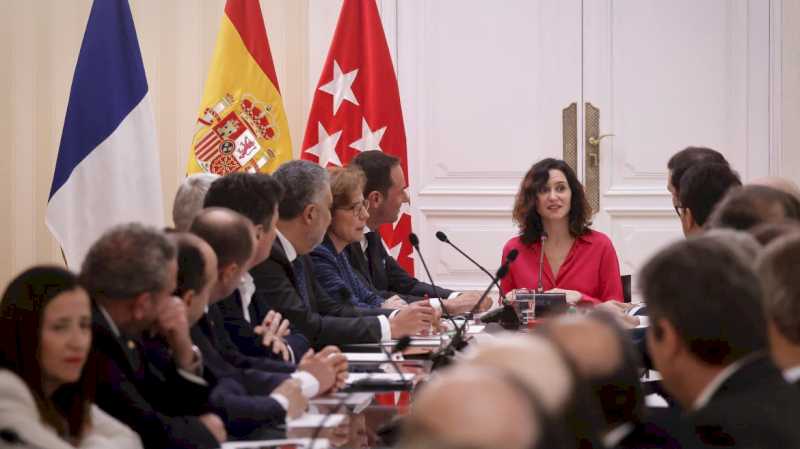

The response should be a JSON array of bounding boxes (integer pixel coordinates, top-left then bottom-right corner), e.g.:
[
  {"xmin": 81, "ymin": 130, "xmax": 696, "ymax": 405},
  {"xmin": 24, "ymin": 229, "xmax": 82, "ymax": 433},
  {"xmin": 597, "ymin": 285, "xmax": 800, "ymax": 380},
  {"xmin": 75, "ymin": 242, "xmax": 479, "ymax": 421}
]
[
  {"xmin": 273, "ymin": 160, "xmax": 330, "ymax": 220},
  {"xmin": 703, "ymin": 228, "xmax": 762, "ymax": 266},
  {"xmin": 80, "ymin": 223, "xmax": 176, "ymax": 300},
  {"xmin": 172, "ymin": 173, "xmax": 220, "ymax": 231},
  {"xmin": 756, "ymin": 233, "xmax": 800, "ymax": 344}
]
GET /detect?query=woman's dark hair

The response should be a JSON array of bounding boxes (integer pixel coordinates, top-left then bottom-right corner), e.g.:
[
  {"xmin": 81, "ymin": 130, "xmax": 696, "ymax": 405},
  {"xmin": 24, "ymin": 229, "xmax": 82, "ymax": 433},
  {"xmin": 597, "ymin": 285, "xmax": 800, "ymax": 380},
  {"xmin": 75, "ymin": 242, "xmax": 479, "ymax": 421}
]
[
  {"xmin": 513, "ymin": 158, "xmax": 592, "ymax": 245},
  {"xmin": 0, "ymin": 266, "xmax": 94, "ymax": 441}
]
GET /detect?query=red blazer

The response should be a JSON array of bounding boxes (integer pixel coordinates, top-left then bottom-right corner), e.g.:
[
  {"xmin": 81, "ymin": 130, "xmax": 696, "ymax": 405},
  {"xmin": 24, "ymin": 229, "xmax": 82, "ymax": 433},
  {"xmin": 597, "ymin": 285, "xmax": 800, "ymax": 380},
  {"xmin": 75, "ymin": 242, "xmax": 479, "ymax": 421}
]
[{"xmin": 500, "ymin": 229, "xmax": 623, "ymax": 303}]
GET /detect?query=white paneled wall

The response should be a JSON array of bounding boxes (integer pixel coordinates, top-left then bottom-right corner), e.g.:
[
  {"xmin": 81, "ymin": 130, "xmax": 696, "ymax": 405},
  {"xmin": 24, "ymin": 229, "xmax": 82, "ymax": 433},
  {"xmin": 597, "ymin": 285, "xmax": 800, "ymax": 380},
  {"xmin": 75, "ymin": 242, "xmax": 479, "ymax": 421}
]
[{"xmin": 1, "ymin": 0, "xmax": 800, "ymax": 289}]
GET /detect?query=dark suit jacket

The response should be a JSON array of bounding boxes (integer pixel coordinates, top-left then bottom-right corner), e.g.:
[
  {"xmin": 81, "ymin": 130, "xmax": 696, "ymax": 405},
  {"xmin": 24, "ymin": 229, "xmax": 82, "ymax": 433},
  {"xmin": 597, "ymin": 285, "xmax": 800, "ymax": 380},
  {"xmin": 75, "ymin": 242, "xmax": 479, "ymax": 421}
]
[
  {"xmin": 687, "ymin": 354, "xmax": 800, "ymax": 448},
  {"xmin": 91, "ymin": 305, "xmax": 218, "ymax": 449},
  {"xmin": 203, "ymin": 303, "xmax": 296, "ymax": 373},
  {"xmin": 248, "ymin": 239, "xmax": 386, "ymax": 348},
  {"xmin": 345, "ymin": 231, "xmax": 453, "ymax": 301},
  {"xmin": 190, "ymin": 318, "xmax": 288, "ymax": 438},
  {"xmin": 213, "ymin": 291, "xmax": 310, "ymax": 360}
]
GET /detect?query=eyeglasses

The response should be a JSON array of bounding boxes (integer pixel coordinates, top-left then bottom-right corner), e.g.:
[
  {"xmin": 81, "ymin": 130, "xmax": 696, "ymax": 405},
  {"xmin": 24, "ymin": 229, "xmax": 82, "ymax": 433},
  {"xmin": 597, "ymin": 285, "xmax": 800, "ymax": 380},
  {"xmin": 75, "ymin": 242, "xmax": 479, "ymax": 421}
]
[{"xmin": 337, "ymin": 199, "xmax": 369, "ymax": 217}]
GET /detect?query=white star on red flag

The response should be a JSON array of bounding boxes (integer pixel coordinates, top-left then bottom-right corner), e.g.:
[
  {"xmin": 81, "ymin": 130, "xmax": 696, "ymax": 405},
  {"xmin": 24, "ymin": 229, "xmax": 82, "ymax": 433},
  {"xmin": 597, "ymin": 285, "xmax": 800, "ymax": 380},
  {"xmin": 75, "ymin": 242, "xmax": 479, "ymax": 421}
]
[
  {"xmin": 301, "ymin": 0, "xmax": 415, "ymax": 274},
  {"xmin": 304, "ymin": 123, "xmax": 343, "ymax": 167},
  {"xmin": 350, "ymin": 118, "xmax": 386, "ymax": 152},
  {"xmin": 318, "ymin": 60, "xmax": 359, "ymax": 116}
]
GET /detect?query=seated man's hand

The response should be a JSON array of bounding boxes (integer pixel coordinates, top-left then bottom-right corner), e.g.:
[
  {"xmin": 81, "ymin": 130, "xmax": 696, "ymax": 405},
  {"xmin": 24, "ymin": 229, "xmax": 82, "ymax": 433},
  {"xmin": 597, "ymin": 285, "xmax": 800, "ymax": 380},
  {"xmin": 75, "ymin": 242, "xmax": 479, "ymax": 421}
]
[
  {"xmin": 298, "ymin": 346, "xmax": 348, "ymax": 395},
  {"xmin": 390, "ymin": 300, "xmax": 435, "ymax": 338},
  {"xmin": 198, "ymin": 413, "xmax": 227, "ymax": 443},
  {"xmin": 255, "ymin": 310, "xmax": 291, "ymax": 362},
  {"xmin": 448, "ymin": 291, "xmax": 491, "ymax": 314},
  {"xmin": 273, "ymin": 379, "xmax": 307, "ymax": 419},
  {"xmin": 381, "ymin": 295, "xmax": 408, "ymax": 309}
]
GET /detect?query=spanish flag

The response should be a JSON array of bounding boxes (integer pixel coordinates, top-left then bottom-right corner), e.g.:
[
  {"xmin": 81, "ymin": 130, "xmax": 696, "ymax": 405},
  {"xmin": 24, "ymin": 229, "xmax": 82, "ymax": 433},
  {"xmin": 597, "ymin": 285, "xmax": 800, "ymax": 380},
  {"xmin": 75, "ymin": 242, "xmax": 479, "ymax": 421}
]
[{"xmin": 187, "ymin": 0, "xmax": 291, "ymax": 175}]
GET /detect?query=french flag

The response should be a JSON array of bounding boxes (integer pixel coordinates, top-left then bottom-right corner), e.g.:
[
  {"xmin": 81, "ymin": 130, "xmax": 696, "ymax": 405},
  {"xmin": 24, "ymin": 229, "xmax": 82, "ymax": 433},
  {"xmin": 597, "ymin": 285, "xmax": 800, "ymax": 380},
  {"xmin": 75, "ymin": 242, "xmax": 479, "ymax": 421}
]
[{"xmin": 47, "ymin": 0, "xmax": 164, "ymax": 269}]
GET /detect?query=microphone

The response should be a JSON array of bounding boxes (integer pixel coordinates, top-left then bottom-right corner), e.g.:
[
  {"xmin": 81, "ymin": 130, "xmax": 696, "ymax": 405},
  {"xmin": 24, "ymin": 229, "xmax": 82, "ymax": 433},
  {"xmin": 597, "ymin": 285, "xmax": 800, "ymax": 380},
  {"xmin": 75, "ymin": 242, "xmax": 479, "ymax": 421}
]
[
  {"xmin": 537, "ymin": 231, "xmax": 548, "ymax": 293},
  {"xmin": 309, "ymin": 290, "xmax": 414, "ymax": 446},
  {"xmin": 408, "ymin": 233, "xmax": 456, "ymax": 324},
  {"xmin": 431, "ymin": 255, "xmax": 516, "ymax": 369},
  {"xmin": 436, "ymin": 230, "xmax": 507, "ymax": 300}
]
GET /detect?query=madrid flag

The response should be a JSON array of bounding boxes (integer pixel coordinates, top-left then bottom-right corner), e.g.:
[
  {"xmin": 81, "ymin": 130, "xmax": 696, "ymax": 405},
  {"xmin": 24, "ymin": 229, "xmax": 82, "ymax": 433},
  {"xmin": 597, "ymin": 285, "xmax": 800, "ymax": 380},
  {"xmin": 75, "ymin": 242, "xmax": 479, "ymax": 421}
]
[
  {"xmin": 187, "ymin": 0, "xmax": 291, "ymax": 175},
  {"xmin": 302, "ymin": 0, "xmax": 414, "ymax": 273},
  {"xmin": 46, "ymin": 0, "xmax": 164, "ymax": 269}
]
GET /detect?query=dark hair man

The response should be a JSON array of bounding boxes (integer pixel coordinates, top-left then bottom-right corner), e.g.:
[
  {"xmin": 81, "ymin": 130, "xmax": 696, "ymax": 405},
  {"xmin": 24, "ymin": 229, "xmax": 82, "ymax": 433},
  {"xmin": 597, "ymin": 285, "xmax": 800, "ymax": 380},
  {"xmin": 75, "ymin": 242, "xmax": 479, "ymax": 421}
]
[
  {"xmin": 81, "ymin": 223, "xmax": 226, "ymax": 448},
  {"xmin": 706, "ymin": 184, "xmax": 800, "ymax": 231},
  {"xmin": 676, "ymin": 162, "xmax": 742, "ymax": 236},
  {"xmin": 347, "ymin": 150, "xmax": 488, "ymax": 314},
  {"xmin": 639, "ymin": 235, "xmax": 800, "ymax": 448},
  {"xmin": 666, "ymin": 146, "xmax": 728, "ymax": 210},
  {"xmin": 756, "ymin": 232, "xmax": 800, "ymax": 388}
]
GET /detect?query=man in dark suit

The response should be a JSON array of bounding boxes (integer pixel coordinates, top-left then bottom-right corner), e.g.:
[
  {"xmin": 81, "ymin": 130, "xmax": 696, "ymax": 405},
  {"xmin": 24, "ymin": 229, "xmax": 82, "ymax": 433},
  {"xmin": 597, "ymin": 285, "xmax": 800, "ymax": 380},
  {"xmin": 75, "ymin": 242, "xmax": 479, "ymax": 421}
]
[
  {"xmin": 170, "ymin": 231, "xmax": 321, "ymax": 440},
  {"xmin": 756, "ymin": 229, "xmax": 800, "ymax": 388},
  {"xmin": 545, "ymin": 311, "xmax": 688, "ymax": 449},
  {"xmin": 81, "ymin": 223, "xmax": 226, "ymax": 449},
  {"xmin": 252, "ymin": 160, "xmax": 435, "ymax": 348},
  {"xmin": 198, "ymin": 172, "xmax": 309, "ymax": 360},
  {"xmin": 189, "ymin": 208, "xmax": 346, "ymax": 385},
  {"xmin": 348, "ymin": 151, "xmax": 488, "ymax": 313},
  {"xmin": 639, "ymin": 234, "xmax": 800, "ymax": 448}
]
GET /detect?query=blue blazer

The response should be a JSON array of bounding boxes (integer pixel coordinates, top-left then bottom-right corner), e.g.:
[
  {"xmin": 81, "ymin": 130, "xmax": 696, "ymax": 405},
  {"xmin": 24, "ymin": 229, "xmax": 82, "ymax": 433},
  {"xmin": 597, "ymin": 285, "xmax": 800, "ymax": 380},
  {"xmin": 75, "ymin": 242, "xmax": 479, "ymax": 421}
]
[{"xmin": 310, "ymin": 235, "xmax": 385, "ymax": 308}]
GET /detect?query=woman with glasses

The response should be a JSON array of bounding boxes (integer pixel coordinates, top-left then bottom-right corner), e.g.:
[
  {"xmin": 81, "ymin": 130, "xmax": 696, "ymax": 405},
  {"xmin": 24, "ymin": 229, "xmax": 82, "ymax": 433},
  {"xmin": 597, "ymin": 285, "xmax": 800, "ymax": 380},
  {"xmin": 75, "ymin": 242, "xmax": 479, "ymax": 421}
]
[
  {"xmin": 311, "ymin": 167, "xmax": 407, "ymax": 309},
  {"xmin": 502, "ymin": 158, "xmax": 623, "ymax": 304},
  {"xmin": 0, "ymin": 266, "xmax": 142, "ymax": 449}
]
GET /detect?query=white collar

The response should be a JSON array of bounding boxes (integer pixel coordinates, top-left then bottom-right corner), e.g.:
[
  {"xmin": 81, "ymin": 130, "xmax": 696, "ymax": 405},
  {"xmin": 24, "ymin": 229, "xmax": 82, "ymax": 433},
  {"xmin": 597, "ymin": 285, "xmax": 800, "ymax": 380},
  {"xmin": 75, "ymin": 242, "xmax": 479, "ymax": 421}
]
[
  {"xmin": 360, "ymin": 225, "xmax": 372, "ymax": 253},
  {"xmin": 602, "ymin": 423, "xmax": 634, "ymax": 448},
  {"xmin": 97, "ymin": 304, "xmax": 121, "ymax": 338},
  {"xmin": 783, "ymin": 365, "xmax": 800, "ymax": 384},
  {"xmin": 237, "ymin": 272, "xmax": 256, "ymax": 323},
  {"xmin": 692, "ymin": 354, "xmax": 756, "ymax": 411},
  {"xmin": 276, "ymin": 229, "xmax": 298, "ymax": 262}
]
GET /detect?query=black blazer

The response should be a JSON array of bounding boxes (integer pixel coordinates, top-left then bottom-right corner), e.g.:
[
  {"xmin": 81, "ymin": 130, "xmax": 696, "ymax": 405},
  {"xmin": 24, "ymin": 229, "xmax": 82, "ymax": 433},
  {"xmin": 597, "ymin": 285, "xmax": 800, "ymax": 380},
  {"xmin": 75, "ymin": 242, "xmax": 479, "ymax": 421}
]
[
  {"xmin": 345, "ymin": 231, "xmax": 453, "ymax": 301},
  {"xmin": 190, "ymin": 319, "xmax": 288, "ymax": 438},
  {"xmin": 91, "ymin": 305, "xmax": 218, "ymax": 449},
  {"xmin": 687, "ymin": 354, "xmax": 800, "ymax": 448},
  {"xmin": 248, "ymin": 239, "xmax": 385, "ymax": 348},
  {"xmin": 202, "ymin": 303, "xmax": 296, "ymax": 373},
  {"xmin": 213, "ymin": 291, "xmax": 310, "ymax": 360}
]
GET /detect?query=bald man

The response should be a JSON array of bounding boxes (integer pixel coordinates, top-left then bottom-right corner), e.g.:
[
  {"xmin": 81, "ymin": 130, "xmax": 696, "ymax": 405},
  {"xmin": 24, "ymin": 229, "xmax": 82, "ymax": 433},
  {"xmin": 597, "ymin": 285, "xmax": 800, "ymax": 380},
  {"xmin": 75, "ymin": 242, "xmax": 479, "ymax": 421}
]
[
  {"xmin": 399, "ymin": 366, "xmax": 542, "ymax": 449},
  {"xmin": 545, "ymin": 312, "xmax": 690, "ymax": 449}
]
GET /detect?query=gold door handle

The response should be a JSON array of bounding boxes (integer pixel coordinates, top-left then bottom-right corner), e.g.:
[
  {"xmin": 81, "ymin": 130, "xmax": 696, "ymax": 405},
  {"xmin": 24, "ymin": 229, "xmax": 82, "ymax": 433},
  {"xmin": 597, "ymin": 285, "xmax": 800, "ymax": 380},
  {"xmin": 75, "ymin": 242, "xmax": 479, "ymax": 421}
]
[{"xmin": 587, "ymin": 133, "xmax": 614, "ymax": 146}]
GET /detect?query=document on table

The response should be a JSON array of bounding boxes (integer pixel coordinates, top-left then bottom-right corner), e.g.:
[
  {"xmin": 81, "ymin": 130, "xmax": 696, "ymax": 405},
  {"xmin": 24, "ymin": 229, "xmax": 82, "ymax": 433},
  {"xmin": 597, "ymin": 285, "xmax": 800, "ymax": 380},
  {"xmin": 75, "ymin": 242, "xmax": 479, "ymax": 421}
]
[
  {"xmin": 222, "ymin": 437, "xmax": 330, "ymax": 449},
  {"xmin": 286, "ymin": 413, "xmax": 346, "ymax": 429},
  {"xmin": 344, "ymin": 352, "xmax": 390, "ymax": 362},
  {"xmin": 346, "ymin": 372, "xmax": 415, "ymax": 384},
  {"xmin": 310, "ymin": 392, "xmax": 374, "ymax": 413}
]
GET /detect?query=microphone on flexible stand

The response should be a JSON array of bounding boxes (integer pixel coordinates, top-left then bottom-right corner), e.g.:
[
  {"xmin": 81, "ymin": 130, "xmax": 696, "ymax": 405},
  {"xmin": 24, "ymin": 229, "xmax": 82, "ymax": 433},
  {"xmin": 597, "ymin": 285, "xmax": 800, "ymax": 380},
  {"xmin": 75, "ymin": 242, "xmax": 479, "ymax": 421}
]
[
  {"xmin": 408, "ymin": 233, "xmax": 458, "ymax": 330},
  {"xmin": 435, "ymin": 230, "xmax": 508, "ymax": 302},
  {"xmin": 473, "ymin": 249, "xmax": 521, "ymax": 330},
  {"xmin": 536, "ymin": 231, "xmax": 548, "ymax": 293},
  {"xmin": 431, "ymin": 252, "xmax": 517, "ymax": 370},
  {"xmin": 309, "ymin": 289, "xmax": 414, "ymax": 447}
]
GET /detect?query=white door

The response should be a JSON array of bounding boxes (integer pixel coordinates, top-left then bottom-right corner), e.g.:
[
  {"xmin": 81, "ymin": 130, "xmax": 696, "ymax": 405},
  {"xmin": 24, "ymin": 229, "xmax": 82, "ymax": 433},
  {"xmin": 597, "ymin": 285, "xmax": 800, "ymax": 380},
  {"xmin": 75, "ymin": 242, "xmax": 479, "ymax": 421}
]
[
  {"xmin": 583, "ymin": 0, "xmax": 773, "ymax": 283},
  {"xmin": 397, "ymin": 0, "xmax": 583, "ymax": 291},
  {"xmin": 310, "ymin": 0, "xmax": 776, "ymax": 292}
]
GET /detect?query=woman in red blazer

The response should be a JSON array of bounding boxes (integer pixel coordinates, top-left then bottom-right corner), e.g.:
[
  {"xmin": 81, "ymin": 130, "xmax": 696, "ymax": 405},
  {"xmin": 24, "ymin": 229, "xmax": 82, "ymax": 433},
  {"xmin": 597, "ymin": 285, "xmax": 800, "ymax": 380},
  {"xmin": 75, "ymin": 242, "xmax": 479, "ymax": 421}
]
[{"xmin": 501, "ymin": 158, "xmax": 623, "ymax": 304}]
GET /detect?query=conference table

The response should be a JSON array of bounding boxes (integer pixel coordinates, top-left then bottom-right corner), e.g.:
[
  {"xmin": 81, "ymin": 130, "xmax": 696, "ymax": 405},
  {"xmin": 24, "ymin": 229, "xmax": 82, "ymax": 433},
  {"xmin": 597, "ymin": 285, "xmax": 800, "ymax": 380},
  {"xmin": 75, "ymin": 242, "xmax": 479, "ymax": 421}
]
[{"xmin": 221, "ymin": 309, "xmax": 655, "ymax": 449}]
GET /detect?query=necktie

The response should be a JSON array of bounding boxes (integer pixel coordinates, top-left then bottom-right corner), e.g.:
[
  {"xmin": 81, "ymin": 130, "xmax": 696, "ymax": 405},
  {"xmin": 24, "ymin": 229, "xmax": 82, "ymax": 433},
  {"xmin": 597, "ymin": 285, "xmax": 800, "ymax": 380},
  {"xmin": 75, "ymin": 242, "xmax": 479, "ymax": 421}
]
[{"xmin": 292, "ymin": 258, "xmax": 310, "ymax": 307}]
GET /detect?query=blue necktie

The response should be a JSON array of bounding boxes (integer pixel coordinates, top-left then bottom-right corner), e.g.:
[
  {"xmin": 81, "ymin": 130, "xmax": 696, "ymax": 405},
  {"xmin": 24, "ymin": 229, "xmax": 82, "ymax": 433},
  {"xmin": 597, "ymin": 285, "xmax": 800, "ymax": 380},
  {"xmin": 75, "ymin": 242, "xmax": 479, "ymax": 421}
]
[{"xmin": 292, "ymin": 258, "xmax": 310, "ymax": 307}]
